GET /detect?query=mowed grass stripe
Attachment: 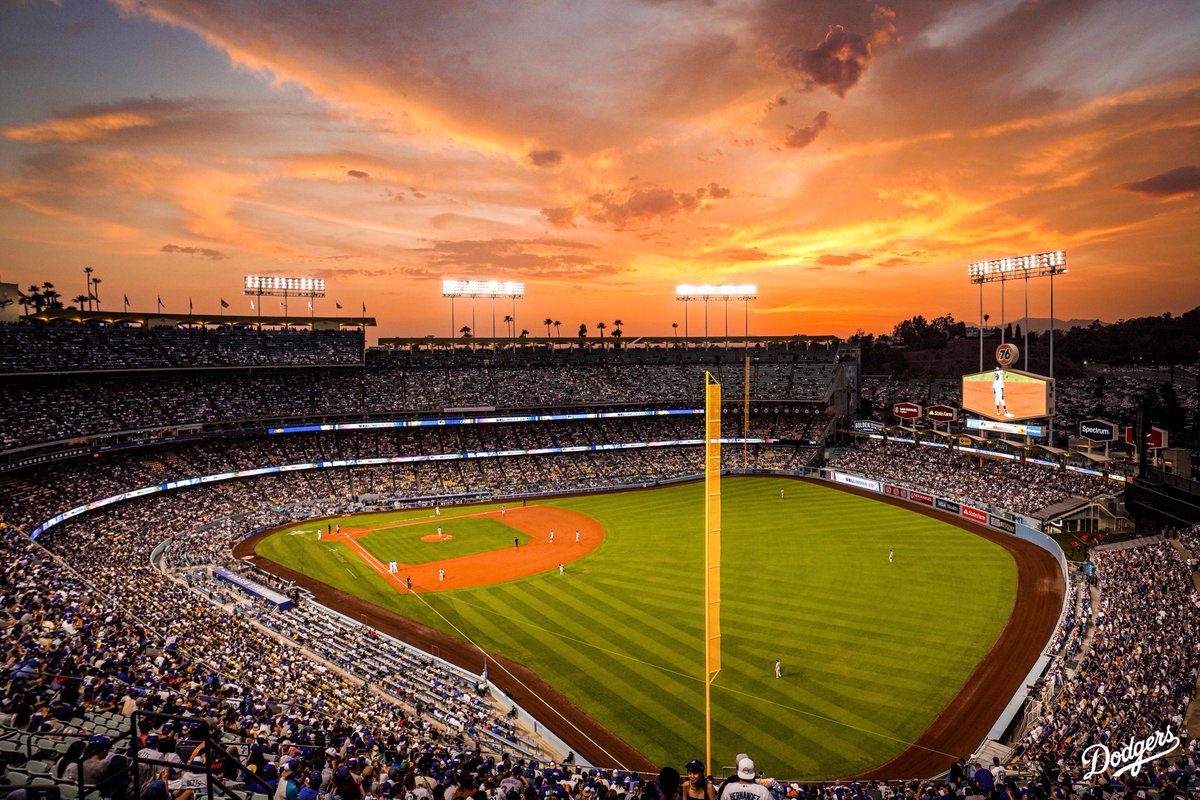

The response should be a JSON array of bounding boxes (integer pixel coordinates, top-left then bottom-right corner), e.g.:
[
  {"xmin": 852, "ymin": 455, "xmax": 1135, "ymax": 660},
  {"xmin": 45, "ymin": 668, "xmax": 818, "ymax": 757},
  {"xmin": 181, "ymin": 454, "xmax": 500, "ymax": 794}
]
[
  {"xmin": 447, "ymin": 577, "xmax": 705, "ymax": 732},
  {"xmin": 263, "ymin": 477, "xmax": 1016, "ymax": 778},
  {"xmin": 440, "ymin": 584, "xmax": 703, "ymax": 742}
]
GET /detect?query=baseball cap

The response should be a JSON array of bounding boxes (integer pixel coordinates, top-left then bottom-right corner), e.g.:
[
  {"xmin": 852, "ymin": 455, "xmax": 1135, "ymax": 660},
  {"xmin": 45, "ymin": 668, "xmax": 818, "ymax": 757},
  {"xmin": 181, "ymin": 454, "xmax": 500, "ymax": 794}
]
[
  {"xmin": 737, "ymin": 759, "xmax": 755, "ymax": 780},
  {"xmin": 685, "ymin": 761, "xmax": 704, "ymax": 774},
  {"xmin": 657, "ymin": 767, "xmax": 680, "ymax": 797}
]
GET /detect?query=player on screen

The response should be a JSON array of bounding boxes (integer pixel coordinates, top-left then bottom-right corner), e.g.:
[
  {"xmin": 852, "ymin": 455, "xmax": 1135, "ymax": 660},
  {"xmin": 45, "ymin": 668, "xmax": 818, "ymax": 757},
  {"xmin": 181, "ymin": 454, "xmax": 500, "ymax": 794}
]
[{"xmin": 993, "ymin": 369, "xmax": 1013, "ymax": 417}]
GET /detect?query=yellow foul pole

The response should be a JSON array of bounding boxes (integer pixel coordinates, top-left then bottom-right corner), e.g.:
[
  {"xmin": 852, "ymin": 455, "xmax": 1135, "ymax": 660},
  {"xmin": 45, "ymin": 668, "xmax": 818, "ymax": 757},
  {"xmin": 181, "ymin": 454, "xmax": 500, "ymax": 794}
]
[{"xmin": 704, "ymin": 372, "xmax": 722, "ymax": 774}]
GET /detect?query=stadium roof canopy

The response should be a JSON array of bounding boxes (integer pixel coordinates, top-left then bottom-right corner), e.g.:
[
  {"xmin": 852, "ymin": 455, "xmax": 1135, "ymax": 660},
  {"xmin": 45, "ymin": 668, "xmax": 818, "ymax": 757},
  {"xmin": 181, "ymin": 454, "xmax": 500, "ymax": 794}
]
[{"xmin": 376, "ymin": 333, "xmax": 842, "ymax": 349}]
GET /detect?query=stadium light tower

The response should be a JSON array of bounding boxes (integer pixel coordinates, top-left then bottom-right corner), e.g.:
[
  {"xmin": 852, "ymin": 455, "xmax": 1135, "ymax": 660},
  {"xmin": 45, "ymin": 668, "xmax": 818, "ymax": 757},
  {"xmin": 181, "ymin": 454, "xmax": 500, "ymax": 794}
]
[
  {"xmin": 675, "ymin": 285, "xmax": 757, "ymax": 346},
  {"xmin": 968, "ymin": 250, "xmax": 1067, "ymax": 438},
  {"xmin": 243, "ymin": 276, "xmax": 326, "ymax": 325},
  {"xmin": 442, "ymin": 279, "xmax": 525, "ymax": 339}
]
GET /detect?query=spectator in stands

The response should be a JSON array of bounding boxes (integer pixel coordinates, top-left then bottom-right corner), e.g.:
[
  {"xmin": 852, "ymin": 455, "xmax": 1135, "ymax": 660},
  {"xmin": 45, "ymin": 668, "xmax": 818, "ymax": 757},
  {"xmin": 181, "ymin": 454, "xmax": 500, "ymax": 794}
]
[{"xmin": 716, "ymin": 759, "xmax": 768, "ymax": 800}]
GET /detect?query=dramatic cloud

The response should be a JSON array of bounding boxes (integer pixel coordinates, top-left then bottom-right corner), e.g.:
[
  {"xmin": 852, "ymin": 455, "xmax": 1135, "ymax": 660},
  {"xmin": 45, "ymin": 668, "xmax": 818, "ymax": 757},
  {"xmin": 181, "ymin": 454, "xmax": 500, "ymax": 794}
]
[
  {"xmin": 541, "ymin": 207, "xmax": 579, "ymax": 229},
  {"xmin": 4, "ymin": 110, "xmax": 158, "ymax": 144},
  {"xmin": 584, "ymin": 183, "xmax": 732, "ymax": 229},
  {"xmin": 1119, "ymin": 166, "xmax": 1200, "ymax": 197},
  {"xmin": 161, "ymin": 244, "xmax": 228, "ymax": 260},
  {"xmin": 697, "ymin": 183, "xmax": 731, "ymax": 200},
  {"xmin": 783, "ymin": 7, "xmax": 896, "ymax": 97},
  {"xmin": 526, "ymin": 149, "xmax": 564, "ymax": 168},
  {"xmin": 816, "ymin": 252, "xmax": 870, "ymax": 266},
  {"xmin": 715, "ymin": 247, "xmax": 775, "ymax": 262},
  {"xmin": 4, "ymin": 1, "xmax": 1200, "ymax": 339},
  {"xmin": 785, "ymin": 110, "xmax": 831, "ymax": 149},
  {"xmin": 414, "ymin": 238, "xmax": 617, "ymax": 277}
]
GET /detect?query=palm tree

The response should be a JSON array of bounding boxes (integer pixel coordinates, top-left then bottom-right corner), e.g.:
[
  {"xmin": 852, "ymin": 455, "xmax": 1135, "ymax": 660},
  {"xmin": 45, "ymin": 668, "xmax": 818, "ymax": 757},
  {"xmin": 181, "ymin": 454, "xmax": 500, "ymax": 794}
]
[
  {"xmin": 25, "ymin": 285, "xmax": 43, "ymax": 313},
  {"xmin": 612, "ymin": 319, "xmax": 623, "ymax": 347},
  {"xmin": 578, "ymin": 323, "xmax": 587, "ymax": 338},
  {"xmin": 72, "ymin": 294, "xmax": 89, "ymax": 311},
  {"xmin": 503, "ymin": 314, "xmax": 514, "ymax": 337},
  {"xmin": 460, "ymin": 325, "xmax": 472, "ymax": 338},
  {"xmin": 554, "ymin": 320, "xmax": 562, "ymax": 337},
  {"xmin": 519, "ymin": 329, "xmax": 529, "ymax": 338},
  {"xmin": 672, "ymin": 321, "xmax": 679, "ymax": 337},
  {"xmin": 596, "ymin": 321, "xmax": 607, "ymax": 338},
  {"xmin": 83, "ymin": 267, "xmax": 94, "ymax": 311},
  {"xmin": 90, "ymin": 277, "xmax": 102, "ymax": 311},
  {"xmin": 41, "ymin": 282, "xmax": 62, "ymax": 309},
  {"xmin": 544, "ymin": 317, "xmax": 553, "ymax": 337}
]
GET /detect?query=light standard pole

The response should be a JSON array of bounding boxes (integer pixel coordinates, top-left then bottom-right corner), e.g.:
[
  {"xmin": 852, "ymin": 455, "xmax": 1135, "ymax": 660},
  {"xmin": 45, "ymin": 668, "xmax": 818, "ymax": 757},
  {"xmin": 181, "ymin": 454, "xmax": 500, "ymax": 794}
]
[{"xmin": 676, "ymin": 285, "xmax": 756, "ymax": 353}]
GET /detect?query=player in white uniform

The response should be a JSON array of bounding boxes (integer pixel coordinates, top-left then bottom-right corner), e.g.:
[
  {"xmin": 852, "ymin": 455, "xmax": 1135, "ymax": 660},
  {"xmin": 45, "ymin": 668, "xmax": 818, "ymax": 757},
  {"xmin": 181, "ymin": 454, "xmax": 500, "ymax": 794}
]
[{"xmin": 993, "ymin": 369, "xmax": 1013, "ymax": 417}]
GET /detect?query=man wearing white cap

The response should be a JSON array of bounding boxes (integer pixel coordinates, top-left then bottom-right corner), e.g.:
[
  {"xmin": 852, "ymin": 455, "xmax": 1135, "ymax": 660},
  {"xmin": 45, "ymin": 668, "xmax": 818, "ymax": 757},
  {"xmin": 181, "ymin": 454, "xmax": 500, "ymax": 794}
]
[{"xmin": 718, "ymin": 758, "xmax": 770, "ymax": 800}]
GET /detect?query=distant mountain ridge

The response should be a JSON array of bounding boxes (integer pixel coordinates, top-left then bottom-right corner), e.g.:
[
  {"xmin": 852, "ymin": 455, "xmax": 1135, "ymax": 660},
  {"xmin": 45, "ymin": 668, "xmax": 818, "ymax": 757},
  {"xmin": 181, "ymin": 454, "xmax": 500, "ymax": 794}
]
[{"xmin": 1014, "ymin": 317, "xmax": 1104, "ymax": 334}]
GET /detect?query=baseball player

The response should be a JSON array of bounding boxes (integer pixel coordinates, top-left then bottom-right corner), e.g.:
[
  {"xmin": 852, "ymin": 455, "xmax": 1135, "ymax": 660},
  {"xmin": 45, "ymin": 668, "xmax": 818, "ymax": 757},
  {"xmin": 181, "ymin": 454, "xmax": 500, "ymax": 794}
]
[{"xmin": 993, "ymin": 369, "xmax": 1013, "ymax": 417}]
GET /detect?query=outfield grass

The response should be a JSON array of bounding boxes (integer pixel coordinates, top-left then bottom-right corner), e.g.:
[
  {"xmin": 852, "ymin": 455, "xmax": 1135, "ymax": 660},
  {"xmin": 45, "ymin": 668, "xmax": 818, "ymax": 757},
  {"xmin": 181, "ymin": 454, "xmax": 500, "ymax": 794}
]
[{"xmin": 260, "ymin": 477, "xmax": 1015, "ymax": 778}]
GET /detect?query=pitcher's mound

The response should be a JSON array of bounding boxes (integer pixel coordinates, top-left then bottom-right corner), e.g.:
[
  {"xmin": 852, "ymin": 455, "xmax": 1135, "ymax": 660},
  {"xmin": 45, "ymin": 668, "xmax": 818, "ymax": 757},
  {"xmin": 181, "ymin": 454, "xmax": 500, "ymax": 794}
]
[{"xmin": 421, "ymin": 533, "xmax": 455, "ymax": 542}]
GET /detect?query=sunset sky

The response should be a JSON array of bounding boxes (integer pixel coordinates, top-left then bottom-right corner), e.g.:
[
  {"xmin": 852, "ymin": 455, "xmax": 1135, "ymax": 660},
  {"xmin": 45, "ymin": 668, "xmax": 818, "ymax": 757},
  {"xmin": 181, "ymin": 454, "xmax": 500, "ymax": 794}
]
[{"xmin": 2, "ymin": 0, "xmax": 1198, "ymax": 341}]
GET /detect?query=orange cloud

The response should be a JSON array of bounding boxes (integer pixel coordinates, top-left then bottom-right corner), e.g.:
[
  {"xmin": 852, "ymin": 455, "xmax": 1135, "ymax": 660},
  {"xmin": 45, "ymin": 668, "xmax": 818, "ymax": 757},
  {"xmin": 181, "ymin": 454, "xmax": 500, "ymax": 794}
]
[{"xmin": 4, "ymin": 111, "xmax": 156, "ymax": 144}]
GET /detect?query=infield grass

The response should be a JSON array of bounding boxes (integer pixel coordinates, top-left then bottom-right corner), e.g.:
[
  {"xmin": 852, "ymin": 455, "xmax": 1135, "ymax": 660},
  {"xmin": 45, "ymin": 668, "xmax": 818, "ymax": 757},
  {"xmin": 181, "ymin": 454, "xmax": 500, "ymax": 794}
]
[{"xmin": 261, "ymin": 477, "xmax": 1015, "ymax": 779}]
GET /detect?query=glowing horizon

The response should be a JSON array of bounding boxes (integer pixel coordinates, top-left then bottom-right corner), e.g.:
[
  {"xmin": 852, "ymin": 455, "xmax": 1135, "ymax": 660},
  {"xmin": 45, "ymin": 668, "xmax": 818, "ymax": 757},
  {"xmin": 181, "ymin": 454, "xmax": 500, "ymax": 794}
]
[{"xmin": 1, "ymin": 1, "xmax": 1198, "ymax": 341}]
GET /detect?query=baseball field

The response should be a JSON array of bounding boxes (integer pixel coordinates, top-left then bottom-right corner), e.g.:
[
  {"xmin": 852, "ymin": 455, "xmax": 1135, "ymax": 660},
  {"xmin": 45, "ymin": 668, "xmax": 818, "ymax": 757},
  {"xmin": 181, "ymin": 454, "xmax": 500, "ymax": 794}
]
[{"xmin": 251, "ymin": 476, "xmax": 1020, "ymax": 779}]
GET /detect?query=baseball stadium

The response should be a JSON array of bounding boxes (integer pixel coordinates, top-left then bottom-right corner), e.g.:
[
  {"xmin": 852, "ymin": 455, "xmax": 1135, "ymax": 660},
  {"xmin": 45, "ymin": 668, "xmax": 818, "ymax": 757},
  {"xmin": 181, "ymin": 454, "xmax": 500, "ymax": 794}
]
[{"xmin": 2, "ymin": 314, "xmax": 1196, "ymax": 800}]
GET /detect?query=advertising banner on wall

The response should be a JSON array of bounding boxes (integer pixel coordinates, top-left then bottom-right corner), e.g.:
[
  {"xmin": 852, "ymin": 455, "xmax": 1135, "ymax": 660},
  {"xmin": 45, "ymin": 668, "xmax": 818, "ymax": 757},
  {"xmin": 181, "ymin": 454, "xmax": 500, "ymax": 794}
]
[
  {"xmin": 989, "ymin": 514, "xmax": 1017, "ymax": 533},
  {"xmin": 961, "ymin": 505, "xmax": 988, "ymax": 523},
  {"xmin": 833, "ymin": 472, "xmax": 881, "ymax": 492}
]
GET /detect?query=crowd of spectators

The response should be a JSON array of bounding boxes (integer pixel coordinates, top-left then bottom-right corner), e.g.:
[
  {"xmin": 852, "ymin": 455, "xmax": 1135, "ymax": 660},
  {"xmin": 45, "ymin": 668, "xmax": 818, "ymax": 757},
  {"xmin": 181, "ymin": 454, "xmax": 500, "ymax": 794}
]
[
  {"xmin": 1051, "ymin": 365, "xmax": 1198, "ymax": 439},
  {"xmin": 0, "ymin": 325, "xmax": 364, "ymax": 373},
  {"xmin": 1008, "ymin": 533, "xmax": 1200, "ymax": 793},
  {"xmin": 0, "ymin": 413, "xmax": 819, "ymax": 538},
  {"xmin": 0, "ymin": 470, "xmax": 548, "ymax": 798},
  {"xmin": 829, "ymin": 440, "xmax": 1119, "ymax": 517},
  {"xmin": 0, "ymin": 331, "xmax": 843, "ymax": 452}
]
